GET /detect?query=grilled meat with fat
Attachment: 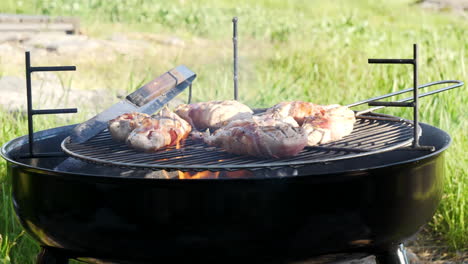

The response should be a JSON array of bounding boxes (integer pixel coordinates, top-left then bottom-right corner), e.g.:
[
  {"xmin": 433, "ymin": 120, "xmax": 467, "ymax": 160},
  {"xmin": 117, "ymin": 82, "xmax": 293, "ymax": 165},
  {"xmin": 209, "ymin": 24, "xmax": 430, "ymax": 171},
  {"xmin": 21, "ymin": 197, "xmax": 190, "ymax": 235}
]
[
  {"xmin": 302, "ymin": 106, "xmax": 355, "ymax": 146},
  {"xmin": 126, "ymin": 107, "xmax": 192, "ymax": 152},
  {"xmin": 265, "ymin": 101, "xmax": 339, "ymax": 125},
  {"xmin": 201, "ymin": 118, "xmax": 307, "ymax": 158},
  {"xmin": 108, "ymin": 112, "xmax": 151, "ymax": 142},
  {"xmin": 252, "ymin": 114, "xmax": 299, "ymax": 127},
  {"xmin": 175, "ymin": 100, "xmax": 253, "ymax": 131}
]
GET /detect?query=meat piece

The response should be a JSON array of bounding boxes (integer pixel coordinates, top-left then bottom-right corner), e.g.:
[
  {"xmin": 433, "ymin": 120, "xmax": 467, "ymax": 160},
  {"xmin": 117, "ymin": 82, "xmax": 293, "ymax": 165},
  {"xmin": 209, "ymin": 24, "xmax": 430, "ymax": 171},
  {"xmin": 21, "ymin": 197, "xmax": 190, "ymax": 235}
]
[
  {"xmin": 175, "ymin": 100, "xmax": 253, "ymax": 131},
  {"xmin": 265, "ymin": 101, "xmax": 339, "ymax": 125},
  {"xmin": 190, "ymin": 114, "xmax": 298, "ymax": 141},
  {"xmin": 126, "ymin": 107, "xmax": 192, "ymax": 152},
  {"xmin": 252, "ymin": 114, "xmax": 299, "ymax": 127},
  {"xmin": 202, "ymin": 119, "xmax": 307, "ymax": 158},
  {"xmin": 108, "ymin": 112, "xmax": 151, "ymax": 142},
  {"xmin": 302, "ymin": 106, "xmax": 355, "ymax": 146}
]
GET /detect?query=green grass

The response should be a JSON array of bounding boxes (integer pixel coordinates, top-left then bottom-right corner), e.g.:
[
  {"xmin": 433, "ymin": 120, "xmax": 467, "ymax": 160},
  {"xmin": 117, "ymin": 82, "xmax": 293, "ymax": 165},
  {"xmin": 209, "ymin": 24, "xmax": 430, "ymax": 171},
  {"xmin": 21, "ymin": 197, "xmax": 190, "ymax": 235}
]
[
  {"xmin": 0, "ymin": 0, "xmax": 467, "ymax": 262},
  {"xmin": 0, "ymin": 111, "xmax": 38, "ymax": 263}
]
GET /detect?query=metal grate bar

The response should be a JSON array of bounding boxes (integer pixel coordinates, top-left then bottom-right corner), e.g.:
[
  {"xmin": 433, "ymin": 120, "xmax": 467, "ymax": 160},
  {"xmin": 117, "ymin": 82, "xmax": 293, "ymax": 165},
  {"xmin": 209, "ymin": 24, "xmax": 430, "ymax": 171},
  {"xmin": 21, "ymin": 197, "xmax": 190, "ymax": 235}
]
[
  {"xmin": 62, "ymin": 114, "xmax": 416, "ymax": 171},
  {"xmin": 322, "ymin": 126, "xmax": 410, "ymax": 148},
  {"xmin": 331, "ymin": 129, "xmax": 412, "ymax": 148}
]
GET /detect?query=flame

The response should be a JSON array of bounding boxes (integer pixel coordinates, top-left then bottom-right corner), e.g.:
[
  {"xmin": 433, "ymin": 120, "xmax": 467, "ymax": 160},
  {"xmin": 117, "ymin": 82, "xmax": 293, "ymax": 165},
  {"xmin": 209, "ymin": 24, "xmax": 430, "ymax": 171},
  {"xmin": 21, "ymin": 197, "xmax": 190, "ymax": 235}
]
[
  {"xmin": 175, "ymin": 141, "xmax": 181, "ymax": 149},
  {"xmin": 176, "ymin": 170, "xmax": 254, "ymax": 179},
  {"xmin": 178, "ymin": 171, "xmax": 220, "ymax": 179}
]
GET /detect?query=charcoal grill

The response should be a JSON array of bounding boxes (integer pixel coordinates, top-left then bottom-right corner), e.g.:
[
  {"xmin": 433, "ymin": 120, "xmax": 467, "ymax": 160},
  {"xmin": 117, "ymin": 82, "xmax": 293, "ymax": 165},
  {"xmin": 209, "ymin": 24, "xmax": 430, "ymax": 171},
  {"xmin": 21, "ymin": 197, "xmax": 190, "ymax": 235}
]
[
  {"xmin": 1, "ymin": 120, "xmax": 454, "ymax": 264},
  {"xmin": 0, "ymin": 37, "xmax": 465, "ymax": 264}
]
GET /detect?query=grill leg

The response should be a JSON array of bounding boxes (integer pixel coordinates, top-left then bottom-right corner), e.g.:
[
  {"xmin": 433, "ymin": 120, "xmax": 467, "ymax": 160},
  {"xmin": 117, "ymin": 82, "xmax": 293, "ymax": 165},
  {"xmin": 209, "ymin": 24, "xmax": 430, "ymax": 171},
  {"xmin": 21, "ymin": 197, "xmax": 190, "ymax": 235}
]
[
  {"xmin": 375, "ymin": 244, "xmax": 409, "ymax": 264},
  {"xmin": 37, "ymin": 247, "xmax": 69, "ymax": 264}
]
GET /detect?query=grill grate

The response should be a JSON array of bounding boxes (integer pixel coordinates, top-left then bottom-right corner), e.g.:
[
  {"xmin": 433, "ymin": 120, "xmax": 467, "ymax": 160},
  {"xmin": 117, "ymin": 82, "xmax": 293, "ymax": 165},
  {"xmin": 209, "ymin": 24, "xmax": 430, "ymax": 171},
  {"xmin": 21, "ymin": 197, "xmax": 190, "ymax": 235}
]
[{"xmin": 62, "ymin": 114, "xmax": 416, "ymax": 171}]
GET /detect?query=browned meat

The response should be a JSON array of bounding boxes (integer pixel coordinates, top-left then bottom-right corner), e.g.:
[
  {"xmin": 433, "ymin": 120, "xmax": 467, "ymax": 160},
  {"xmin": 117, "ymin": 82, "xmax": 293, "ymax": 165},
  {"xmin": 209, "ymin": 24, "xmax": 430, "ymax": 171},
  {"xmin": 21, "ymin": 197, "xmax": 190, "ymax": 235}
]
[
  {"xmin": 202, "ymin": 119, "xmax": 307, "ymax": 158},
  {"xmin": 252, "ymin": 114, "xmax": 299, "ymax": 127},
  {"xmin": 302, "ymin": 106, "xmax": 355, "ymax": 146},
  {"xmin": 126, "ymin": 108, "xmax": 192, "ymax": 152},
  {"xmin": 265, "ymin": 101, "xmax": 339, "ymax": 125},
  {"xmin": 108, "ymin": 112, "xmax": 151, "ymax": 142},
  {"xmin": 175, "ymin": 100, "xmax": 253, "ymax": 131}
]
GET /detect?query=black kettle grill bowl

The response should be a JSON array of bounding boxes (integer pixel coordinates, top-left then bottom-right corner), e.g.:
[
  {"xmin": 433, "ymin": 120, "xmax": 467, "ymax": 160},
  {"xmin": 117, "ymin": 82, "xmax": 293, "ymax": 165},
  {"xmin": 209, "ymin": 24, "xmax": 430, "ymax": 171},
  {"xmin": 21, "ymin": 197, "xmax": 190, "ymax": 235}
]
[{"xmin": 1, "ymin": 122, "xmax": 450, "ymax": 263}]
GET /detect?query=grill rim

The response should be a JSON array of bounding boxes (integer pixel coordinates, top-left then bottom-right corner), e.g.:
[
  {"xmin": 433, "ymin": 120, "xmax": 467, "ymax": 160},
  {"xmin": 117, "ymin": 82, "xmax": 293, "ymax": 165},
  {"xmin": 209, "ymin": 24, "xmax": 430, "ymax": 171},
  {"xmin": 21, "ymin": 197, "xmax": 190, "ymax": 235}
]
[
  {"xmin": 0, "ymin": 123, "xmax": 451, "ymax": 180},
  {"xmin": 60, "ymin": 113, "xmax": 421, "ymax": 171}
]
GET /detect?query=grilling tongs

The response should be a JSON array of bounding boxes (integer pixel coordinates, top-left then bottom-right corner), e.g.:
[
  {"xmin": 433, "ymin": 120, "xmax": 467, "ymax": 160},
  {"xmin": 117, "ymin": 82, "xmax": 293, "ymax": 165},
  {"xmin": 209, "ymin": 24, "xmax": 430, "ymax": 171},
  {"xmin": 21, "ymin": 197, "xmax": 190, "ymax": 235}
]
[
  {"xmin": 348, "ymin": 80, "xmax": 464, "ymax": 116},
  {"xmin": 55, "ymin": 65, "xmax": 196, "ymax": 171},
  {"xmin": 347, "ymin": 79, "xmax": 464, "ymax": 151},
  {"xmin": 69, "ymin": 65, "xmax": 196, "ymax": 144}
]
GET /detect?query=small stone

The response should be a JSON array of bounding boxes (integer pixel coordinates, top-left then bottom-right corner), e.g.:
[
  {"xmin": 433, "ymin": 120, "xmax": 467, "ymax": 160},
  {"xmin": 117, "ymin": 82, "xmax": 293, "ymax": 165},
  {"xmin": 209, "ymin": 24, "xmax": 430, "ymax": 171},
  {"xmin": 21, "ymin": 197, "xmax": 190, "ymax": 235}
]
[{"xmin": 406, "ymin": 248, "xmax": 421, "ymax": 264}]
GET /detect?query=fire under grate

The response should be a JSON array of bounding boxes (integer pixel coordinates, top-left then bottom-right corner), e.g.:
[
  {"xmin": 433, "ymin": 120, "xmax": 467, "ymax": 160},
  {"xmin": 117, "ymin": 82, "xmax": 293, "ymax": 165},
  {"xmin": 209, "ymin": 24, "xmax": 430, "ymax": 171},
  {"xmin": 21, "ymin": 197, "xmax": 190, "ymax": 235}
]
[{"xmin": 61, "ymin": 114, "xmax": 417, "ymax": 171}]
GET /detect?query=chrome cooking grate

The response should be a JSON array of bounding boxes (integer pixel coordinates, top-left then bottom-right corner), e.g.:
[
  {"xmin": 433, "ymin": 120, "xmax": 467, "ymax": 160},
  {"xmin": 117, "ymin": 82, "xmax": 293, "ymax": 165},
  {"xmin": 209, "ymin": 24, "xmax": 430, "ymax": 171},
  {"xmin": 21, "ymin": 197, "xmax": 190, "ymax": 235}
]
[{"xmin": 61, "ymin": 114, "xmax": 416, "ymax": 171}]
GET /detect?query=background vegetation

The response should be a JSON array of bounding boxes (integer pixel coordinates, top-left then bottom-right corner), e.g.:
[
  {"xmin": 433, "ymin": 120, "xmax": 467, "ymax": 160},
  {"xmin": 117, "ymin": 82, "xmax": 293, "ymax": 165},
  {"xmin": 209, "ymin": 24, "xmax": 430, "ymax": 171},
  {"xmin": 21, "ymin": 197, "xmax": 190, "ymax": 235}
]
[{"xmin": 0, "ymin": 0, "xmax": 466, "ymax": 262}]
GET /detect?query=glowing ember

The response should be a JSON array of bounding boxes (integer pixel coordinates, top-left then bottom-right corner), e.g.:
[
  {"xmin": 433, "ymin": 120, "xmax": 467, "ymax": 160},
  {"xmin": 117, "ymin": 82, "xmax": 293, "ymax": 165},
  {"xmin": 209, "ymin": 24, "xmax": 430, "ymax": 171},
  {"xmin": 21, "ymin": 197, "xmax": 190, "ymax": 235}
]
[
  {"xmin": 178, "ymin": 171, "xmax": 220, "ymax": 179},
  {"xmin": 177, "ymin": 170, "xmax": 254, "ymax": 179},
  {"xmin": 161, "ymin": 171, "xmax": 171, "ymax": 179},
  {"xmin": 222, "ymin": 170, "xmax": 254, "ymax": 178}
]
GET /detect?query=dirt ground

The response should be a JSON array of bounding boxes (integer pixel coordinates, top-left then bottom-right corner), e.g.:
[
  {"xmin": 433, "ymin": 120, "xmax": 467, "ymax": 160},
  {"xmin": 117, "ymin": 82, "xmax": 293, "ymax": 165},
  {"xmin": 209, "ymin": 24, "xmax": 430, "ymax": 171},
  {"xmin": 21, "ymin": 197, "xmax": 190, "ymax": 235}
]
[{"xmin": 406, "ymin": 228, "xmax": 467, "ymax": 264}]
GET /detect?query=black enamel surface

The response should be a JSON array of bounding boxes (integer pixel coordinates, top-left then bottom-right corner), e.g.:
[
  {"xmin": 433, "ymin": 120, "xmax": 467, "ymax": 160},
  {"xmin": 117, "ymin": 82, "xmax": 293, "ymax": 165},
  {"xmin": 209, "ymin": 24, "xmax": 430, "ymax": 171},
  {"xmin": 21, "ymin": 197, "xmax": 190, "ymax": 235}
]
[{"xmin": 1, "ymin": 123, "xmax": 450, "ymax": 263}]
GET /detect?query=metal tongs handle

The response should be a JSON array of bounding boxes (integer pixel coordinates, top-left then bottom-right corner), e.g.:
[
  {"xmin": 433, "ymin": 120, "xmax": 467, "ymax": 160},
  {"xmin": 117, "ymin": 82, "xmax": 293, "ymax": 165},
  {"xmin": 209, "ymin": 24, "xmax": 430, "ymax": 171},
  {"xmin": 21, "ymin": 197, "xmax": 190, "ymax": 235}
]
[{"xmin": 348, "ymin": 80, "xmax": 464, "ymax": 116}]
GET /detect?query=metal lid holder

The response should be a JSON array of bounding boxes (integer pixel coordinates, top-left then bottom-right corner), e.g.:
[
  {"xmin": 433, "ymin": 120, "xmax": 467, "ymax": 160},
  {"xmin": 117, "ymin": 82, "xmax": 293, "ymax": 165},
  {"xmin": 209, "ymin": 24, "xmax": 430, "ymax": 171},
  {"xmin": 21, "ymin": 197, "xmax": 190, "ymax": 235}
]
[
  {"xmin": 23, "ymin": 51, "xmax": 77, "ymax": 158},
  {"xmin": 367, "ymin": 44, "xmax": 435, "ymax": 151}
]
